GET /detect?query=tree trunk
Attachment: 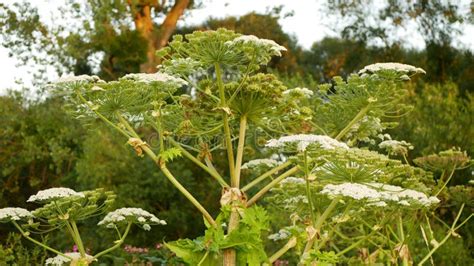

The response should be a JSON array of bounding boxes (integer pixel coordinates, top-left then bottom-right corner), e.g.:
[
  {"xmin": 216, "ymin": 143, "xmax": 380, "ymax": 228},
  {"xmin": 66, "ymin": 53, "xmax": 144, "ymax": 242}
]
[{"xmin": 130, "ymin": 0, "xmax": 190, "ymax": 73}]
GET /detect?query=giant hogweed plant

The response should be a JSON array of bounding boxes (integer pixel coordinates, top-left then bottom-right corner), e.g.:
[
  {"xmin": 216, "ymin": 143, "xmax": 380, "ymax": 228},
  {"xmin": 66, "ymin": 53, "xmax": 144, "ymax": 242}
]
[
  {"xmin": 33, "ymin": 29, "xmax": 471, "ymax": 265},
  {"xmin": 0, "ymin": 188, "xmax": 166, "ymax": 265}
]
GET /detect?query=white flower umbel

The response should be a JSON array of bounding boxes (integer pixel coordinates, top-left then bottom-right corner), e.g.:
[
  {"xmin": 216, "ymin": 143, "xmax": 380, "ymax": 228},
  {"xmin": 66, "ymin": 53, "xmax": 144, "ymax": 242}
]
[
  {"xmin": 98, "ymin": 208, "xmax": 166, "ymax": 230},
  {"xmin": 0, "ymin": 208, "xmax": 33, "ymax": 222},
  {"xmin": 266, "ymin": 134, "xmax": 349, "ymax": 152},
  {"xmin": 280, "ymin": 177, "xmax": 306, "ymax": 185},
  {"xmin": 121, "ymin": 72, "xmax": 187, "ymax": 86},
  {"xmin": 45, "ymin": 252, "xmax": 95, "ymax": 265},
  {"xmin": 359, "ymin": 62, "xmax": 426, "ymax": 75},
  {"xmin": 268, "ymin": 229, "xmax": 291, "ymax": 241},
  {"xmin": 52, "ymin": 74, "xmax": 104, "ymax": 84},
  {"xmin": 27, "ymin": 188, "xmax": 85, "ymax": 203},
  {"xmin": 379, "ymin": 140, "xmax": 414, "ymax": 155},
  {"xmin": 282, "ymin": 87, "xmax": 314, "ymax": 98},
  {"xmin": 241, "ymin": 159, "xmax": 281, "ymax": 169},
  {"xmin": 225, "ymin": 35, "xmax": 287, "ymax": 56},
  {"xmin": 321, "ymin": 182, "xmax": 440, "ymax": 207}
]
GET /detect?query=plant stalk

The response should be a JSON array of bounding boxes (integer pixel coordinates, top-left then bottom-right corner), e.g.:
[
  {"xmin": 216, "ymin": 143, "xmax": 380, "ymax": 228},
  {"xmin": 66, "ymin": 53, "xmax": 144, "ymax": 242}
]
[
  {"xmin": 334, "ymin": 105, "xmax": 369, "ymax": 140},
  {"xmin": 234, "ymin": 116, "xmax": 247, "ymax": 187},
  {"xmin": 12, "ymin": 221, "xmax": 72, "ymax": 260},
  {"xmin": 94, "ymin": 223, "xmax": 132, "ymax": 259},
  {"xmin": 242, "ymin": 161, "xmax": 292, "ymax": 192},
  {"xmin": 247, "ymin": 166, "xmax": 300, "ymax": 206}
]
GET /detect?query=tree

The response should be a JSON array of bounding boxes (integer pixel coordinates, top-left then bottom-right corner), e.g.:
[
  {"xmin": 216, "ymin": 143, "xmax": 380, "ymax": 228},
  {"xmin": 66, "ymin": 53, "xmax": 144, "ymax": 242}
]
[
  {"xmin": 0, "ymin": 0, "xmax": 194, "ymax": 81},
  {"xmin": 323, "ymin": 0, "xmax": 473, "ymax": 83}
]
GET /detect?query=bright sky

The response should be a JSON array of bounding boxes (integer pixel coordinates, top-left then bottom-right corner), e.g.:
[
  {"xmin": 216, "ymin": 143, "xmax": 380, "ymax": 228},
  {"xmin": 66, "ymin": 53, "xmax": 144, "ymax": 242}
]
[{"xmin": 0, "ymin": 0, "xmax": 473, "ymax": 93}]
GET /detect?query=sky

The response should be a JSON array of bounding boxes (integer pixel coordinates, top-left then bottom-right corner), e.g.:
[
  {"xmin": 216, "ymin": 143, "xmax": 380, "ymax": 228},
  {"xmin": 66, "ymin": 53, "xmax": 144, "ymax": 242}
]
[{"xmin": 1, "ymin": 0, "xmax": 473, "ymax": 93}]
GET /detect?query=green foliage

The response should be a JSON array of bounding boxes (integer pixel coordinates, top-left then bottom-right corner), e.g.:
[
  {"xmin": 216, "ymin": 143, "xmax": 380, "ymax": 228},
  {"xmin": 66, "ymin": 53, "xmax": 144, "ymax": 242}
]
[
  {"xmin": 391, "ymin": 82, "xmax": 474, "ymax": 157},
  {"xmin": 166, "ymin": 205, "xmax": 270, "ymax": 265},
  {"xmin": 0, "ymin": 233, "xmax": 47, "ymax": 265}
]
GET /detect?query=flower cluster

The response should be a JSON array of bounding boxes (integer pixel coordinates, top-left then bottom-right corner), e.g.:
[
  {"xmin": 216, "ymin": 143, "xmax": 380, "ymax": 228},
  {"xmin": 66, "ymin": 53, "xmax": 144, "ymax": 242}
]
[
  {"xmin": 280, "ymin": 177, "xmax": 306, "ymax": 185},
  {"xmin": 321, "ymin": 182, "xmax": 440, "ymax": 207},
  {"xmin": 225, "ymin": 35, "xmax": 287, "ymax": 56},
  {"xmin": 282, "ymin": 87, "xmax": 314, "ymax": 98},
  {"xmin": 27, "ymin": 188, "xmax": 85, "ymax": 203},
  {"xmin": 266, "ymin": 134, "xmax": 349, "ymax": 152},
  {"xmin": 45, "ymin": 252, "xmax": 95, "ymax": 265},
  {"xmin": 241, "ymin": 159, "xmax": 281, "ymax": 169},
  {"xmin": 52, "ymin": 74, "xmax": 104, "ymax": 84},
  {"xmin": 98, "ymin": 208, "xmax": 166, "ymax": 231},
  {"xmin": 379, "ymin": 139, "xmax": 413, "ymax": 155},
  {"xmin": 268, "ymin": 229, "xmax": 291, "ymax": 241},
  {"xmin": 121, "ymin": 72, "xmax": 187, "ymax": 86},
  {"xmin": 359, "ymin": 62, "xmax": 426, "ymax": 74},
  {"xmin": 0, "ymin": 208, "xmax": 33, "ymax": 222}
]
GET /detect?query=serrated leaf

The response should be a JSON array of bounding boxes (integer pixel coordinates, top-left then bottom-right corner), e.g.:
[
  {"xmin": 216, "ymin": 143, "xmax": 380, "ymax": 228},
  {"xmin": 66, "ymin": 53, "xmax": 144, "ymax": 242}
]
[{"xmin": 160, "ymin": 147, "xmax": 182, "ymax": 162}]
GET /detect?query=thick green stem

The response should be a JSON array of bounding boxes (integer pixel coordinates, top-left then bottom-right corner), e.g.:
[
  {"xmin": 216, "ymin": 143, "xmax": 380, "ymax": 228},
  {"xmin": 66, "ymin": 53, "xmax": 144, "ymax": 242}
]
[
  {"xmin": 300, "ymin": 197, "xmax": 339, "ymax": 264},
  {"xmin": 334, "ymin": 105, "xmax": 369, "ymax": 140},
  {"xmin": 215, "ymin": 63, "xmax": 236, "ymax": 182},
  {"xmin": 233, "ymin": 116, "xmax": 247, "ymax": 188},
  {"xmin": 266, "ymin": 237, "xmax": 297, "ymax": 265},
  {"xmin": 94, "ymin": 223, "xmax": 132, "ymax": 259},
  {"xmin": 71, "ymin": 221, "xmax": 86, "ymax": 257},
  {"xmin": 116, "ymin": 114, "xmax": 216, "ymax": 227},
  {"xmin": 434, "ymin": 168, "xmax": 455, "ymax": 196},
  {"xmin": 160, "ymin": 162, "xmax": 217, "ymax": 227},
  {"xmin": 397, "ymin": 215, "xmax": 410, "ymax": 266},
  {"xmin": 247, "ymin": 166, "xmax": 300, "ymax": 206},
  {"xmin": 12, "ymin": 221, "xmax": 72, "ymax": 260},
  {"xmin": 169, "ymin": 138, "xmax": 228, "ymax": 187},
  {"xmin": 242, "ymin": 161, "xmax": 292, "ymax": 192},
  {"xmin": 303, "ymin": 150, "xmax": 316, "ymax": 225}
]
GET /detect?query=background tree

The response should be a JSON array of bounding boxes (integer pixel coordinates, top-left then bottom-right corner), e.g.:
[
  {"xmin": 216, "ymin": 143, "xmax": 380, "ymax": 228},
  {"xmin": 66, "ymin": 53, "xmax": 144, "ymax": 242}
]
[
  {"xmin": 323, "ymin": 0, "xmax": 473, "ymax": 87},
  {"xmin": 0, "ymin": 0, "xmax": 194, "ymax": 81}
]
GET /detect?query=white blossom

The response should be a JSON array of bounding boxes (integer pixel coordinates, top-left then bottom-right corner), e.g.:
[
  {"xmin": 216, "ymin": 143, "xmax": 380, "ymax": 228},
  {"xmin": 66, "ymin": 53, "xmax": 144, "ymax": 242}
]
[
  {"xmin": 121, "ymin": 72, "xmax": 187, "ymax": 86},
  {"xmin": 283, "ymin": 196, "xmax": 309, "ymax": 209},
  {"xmin": 98, "ymin": 208, "xmax": 166, "ymax": 228},
  {"xmin": 280, "ymin": 177, "xmax": 306, "ymax": 185},
  {"xmin": 379, "ymin": 140, "xmax": 413, "ymax": 155},
  {"xmin": 283, "ymin": 87, "xmax": 314, "ymax": 98},
  {"xmin": 225, "ymin": 35, "xmax": 287, "ymax": 56},
  {"xmin": 0, "ymin": 208, "xmax": 33, "ymax": 222},
  {"xmin": 52, "ymin": 74, "xmax": 104, "ymax": 84},
  {"xmin": 268, "ymin": 229, "xmax": 291, "ymax": 241},
  {"xmin": 321, "ymin": 182, "xmax": 440, "ymax": 207},
  {"xmin": 266, "ymin": 134, "xmax": 349, "ymax": 152},
  {"xmin": 27, "ymin": 188, "xmax": 84, "ymax": 202},
  {"xmin": 359, "ymin": 63, "xmax": 426, "ymax": 75},
  {"xmin": 45, "ymin": 252, "xmax": 95, "ymax": 265},
  {"xmin": 241, "ymin": 159, "xmax": 281, "ymax": 169}
]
